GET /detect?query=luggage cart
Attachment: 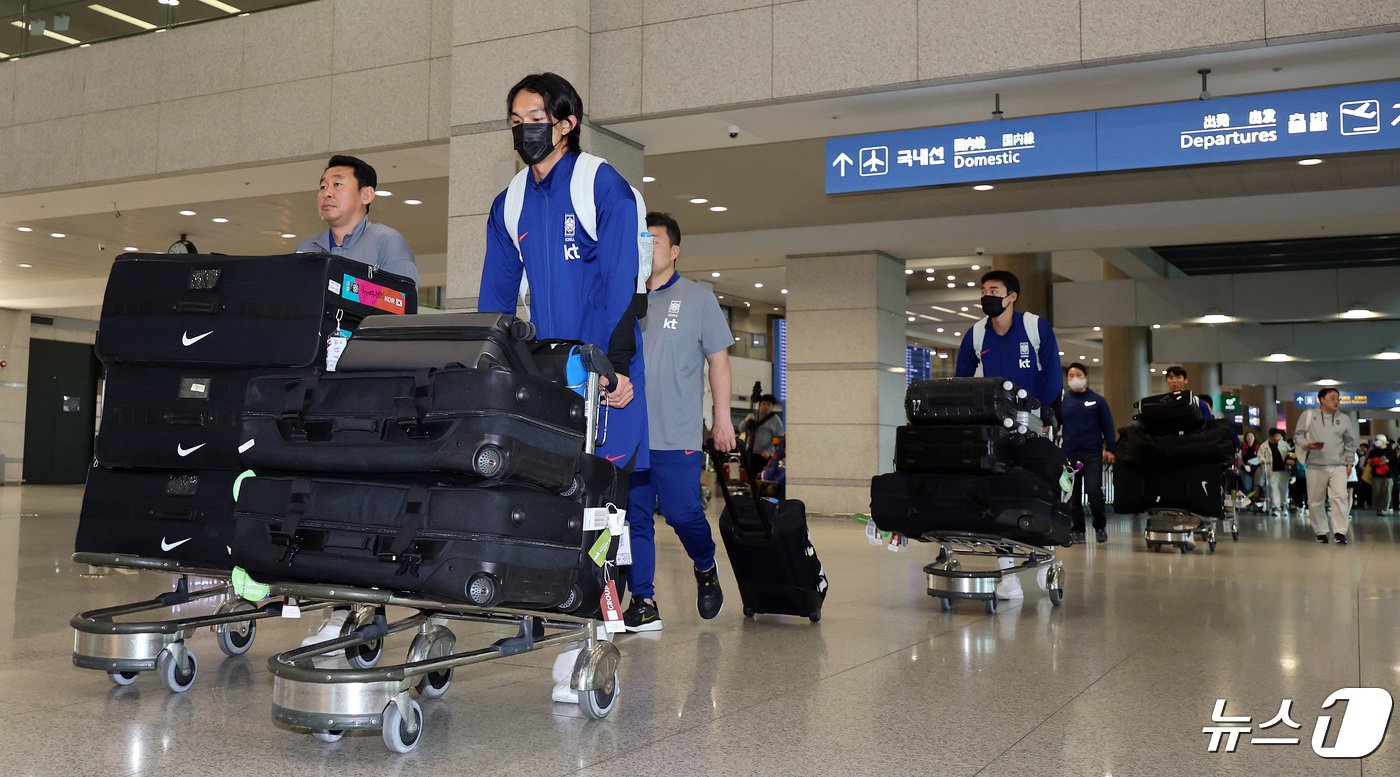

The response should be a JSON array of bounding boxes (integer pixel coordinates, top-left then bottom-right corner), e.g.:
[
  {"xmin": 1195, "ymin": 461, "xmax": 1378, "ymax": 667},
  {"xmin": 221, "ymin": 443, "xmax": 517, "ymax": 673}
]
[
  {"xmin": 258, "ymin": 349, "xmax": 622, "ymax": 753},
  {"xmin": 921, "ymin": 532, "xmax": 1066, "ymax": 614},
  {"xmin": 1142, "ymin": 508, "xmax": 1216, "ymax": 553},
  {"xmin": 70, "ymin": 553, "xmax": 337, "ymax": 692}
]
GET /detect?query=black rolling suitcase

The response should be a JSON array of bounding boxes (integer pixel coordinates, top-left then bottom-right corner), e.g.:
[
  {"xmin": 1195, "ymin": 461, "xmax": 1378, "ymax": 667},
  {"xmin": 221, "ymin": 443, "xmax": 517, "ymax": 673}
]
[
  {"xmin": 1135, "ymin": 391, "xmax": 1204, "ymax": 434},
  {"xmin": 1008, "ymin": 434, "xmax": 1070, "ymax": 488},
  {"xmin": 240, "ymin": 367, "xmax": 587, "ymax": 493},
  {"xmin": 335, "ymin": 313, "xmax": 540, "ymax": 373},
  {"xmin": 1113, "ymin": 461, "xmax": 1224, "ymax": 517},
  {"xmin": 75, "ymin": 466, "xmax": 238, "ymax": 568},
  {"xmin": 894, "ymin": 424, "xmax": 1024, "ymax": 474},
  {"xmin": 905, "ymin": 377, "xmax": 1038, "ymax": 427},
  {"xmin": 96, "ymin": 365, "xmax": 308, "ymax": 471},
  {"xmin": 709, "ymin": 448, "xmax": 827, "ymax": 622},
  {"xmin": 95, "ymin": 252, "xmax": 416, "ymax": 367},
  {"xmin": 869, "ymin": 469, "xmax": 1071, "ymax": 547}
]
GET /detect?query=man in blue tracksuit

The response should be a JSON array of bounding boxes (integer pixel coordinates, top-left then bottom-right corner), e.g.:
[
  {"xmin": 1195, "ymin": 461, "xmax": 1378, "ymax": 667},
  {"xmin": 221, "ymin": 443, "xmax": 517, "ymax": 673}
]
[
  {"xmin": 1061, "ymin": 362, "xmax": 1116, "ymax": 544},
  {"xmin": 478, "ymin": 72, "xmax": 647, "ymax": 705}
]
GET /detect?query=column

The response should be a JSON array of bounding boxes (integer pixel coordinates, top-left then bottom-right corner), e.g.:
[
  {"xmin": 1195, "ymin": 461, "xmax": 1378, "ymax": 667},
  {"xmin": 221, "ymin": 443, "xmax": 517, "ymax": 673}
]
[
  {"xmin": 1180, "ymin": 362, "xmax": 1222, "ymax": 408},
  {"xmin": 1101, "ymin": 326, "xmax": 1148, "ymax": 431},
  {"xmin": 784, "ymin": 251, "xmax": 906, "ymax": 515},
  {"xmin": 992, "ymin": 253, "xmax": 1052, "ymax": 318}
]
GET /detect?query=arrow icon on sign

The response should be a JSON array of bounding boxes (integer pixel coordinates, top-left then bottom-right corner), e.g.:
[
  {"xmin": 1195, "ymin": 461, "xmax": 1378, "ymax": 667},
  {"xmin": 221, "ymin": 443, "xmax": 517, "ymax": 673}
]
[{"xmin": 832, "ymin": 152, "xmax": 853, "ymax": 177}]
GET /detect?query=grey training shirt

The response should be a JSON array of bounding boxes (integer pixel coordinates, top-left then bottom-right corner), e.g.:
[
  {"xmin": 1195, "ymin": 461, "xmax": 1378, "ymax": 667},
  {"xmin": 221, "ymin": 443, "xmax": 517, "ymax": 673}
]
[
  {"xmin": 297, "ymin": 216, "xmax": 419, "ymax": 285},
  {"xmin": 642, "ymin": 275, "xmax": 734, "ymax": 450}
]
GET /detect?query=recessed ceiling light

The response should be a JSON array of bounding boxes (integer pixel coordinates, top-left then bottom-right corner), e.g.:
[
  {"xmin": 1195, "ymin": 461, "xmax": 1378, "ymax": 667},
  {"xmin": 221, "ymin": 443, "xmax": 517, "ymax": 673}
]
[
  {"xmin": 754, "ymin": 282, "xmax": 764, "ymax": 288},
  {"xmin": 1341, "ymin": 307, "xmax": 1379, "ymax": 319},
  {"xmin": 925, "ymin": 276, "xmax": 934, "ymax": 282},
  {"xmin": 1150, "ymin": 368, "xmax": 1157, "ymax": 373},
  {"xmin": 946, "ymin": 275, "xmax": 956, "ymax": 281},
  {"xmin": 179, "ymin": 210, "xmax": 196, "ymax": 216},
  {"xmin": 717, "ymin": 295, "xmax": 724, "ymax": 299},
  {"xmin": 50, "ymin": 232, "xmax": 66, "ymax": 238},
  {"xmin": 403, "ymin": 199, "xmax": 422, "ymax": 206},
  {"xmin": 936, "ymin": 328, "xmax": 944, "ymax": 333},
  {"xmin": 1378, "ymin": 351, "xmax": 1400, "ymax": 361},
  {"xmin": 689, "ymin": 198, "xmax": 708, "ymax": 204},
  {"xmin": 1092, "ymin": 326, "xmax": 1101, "ymax": 332},
  {"xmin": 904, "ymin": 269, "xmax": 914, "ymax": 275},
  {"xmin": 709, "ymin": 206, "xmax": 727, "ymax": 212},
  {"xmin": 1080, "ymin": 355, "xmax": 1087, "ymax": 360},
  {"xmin": 773, "ymin": 307, "xmax": 780, "ymax": 311},
  {"xmin": 211, "ymin": 217, "xmax": 229, "ymax": 223},
  {"xmin": 1265, "ymin": 353, "xmax": 1294, "ymax": 362},
  {"xmin": 375, "ymin": 190, "xmax": 392, "ymax": 197},
  {"xmin": 16, "ymin": 226, "xmax": 32, "ymax": 232},
  {"xmin": 907, "ymin": 316, "xmax": 916, "ymax": 322},
  {"xmin": 947, "ymin": 282, "xmax": 956, "ymax": 288},
  {"xmin": 711, "ymin": 271, "xmax": 721, "ymax": 278},
  {"xmin": 960, "ymin": 306, "xmax": 969, "ymax": 312},
  {"xmin": 1317, "ymin": 378, "xmax": 1340, "ymax": 386},
  {"xmin": 17, "ymin": 263, "xmax": 32, "ymax": 268},
  {"xmin": 1058, "ymin": 351, "xmax": 1065, "ymax": 356},
  {"xmin": 642, "ymin": 176, "xmax": 655, "ymax": 183},
  {"xmin": 123, "ymin": 246, "xmax": 139, "ymax": 252},
  {"xmin": 1297, "ymin": 158, "xmax": 1323, "ymax": 166},
  {"xmin": 1092, "ymin": 357, "xmax": 1100, "ymax": 363},
  {"xmin": 79, "ymin": 43, "xmax": 90, "ymax": 47},
  {"xmin": 953, "ymin": 331, "xmax": 961, "ymax": 337},
  {"xmin": 1152, "ymin": 323, "xmax": 1162, "ymax": 329},
  {"xmin": 744, "ymin": 301, "xmax": 751, "ymax": 307},
  {"xmin": 1201, "ymin": 313, "xmax": 1232, "ymax": 324},
  {"xmin": 280, "ymin": 233, "xmax": 296, "ymax": 239},
  {"xmin": 973, "ymin": 184, "xmax": 995, "ymax": 191},
  {"xmin": 780, "ymin": 289, "xmax": 788, "ymax": 294},
  {"xmin": 938, "ymin": 352, "xmax": 948, "ymax": 359},
  {"xmin": 966, "ymin": 281, "xmax": 975, "ymax": 286},
  {"xmin": 970, "ymin": 264, "xmax": 980, "ymax": 270}
]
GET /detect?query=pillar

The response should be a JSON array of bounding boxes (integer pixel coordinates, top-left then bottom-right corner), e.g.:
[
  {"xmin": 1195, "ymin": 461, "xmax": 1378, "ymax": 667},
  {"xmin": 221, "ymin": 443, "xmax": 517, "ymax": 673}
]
[
  {"xmin": 992, "ymin": 253, "xmax": 1052, "ymax": 318},
  {"xmin": 1178, "ymin": 362, "xmax": 1222, "ymax": 409},
  {"xmin": 1102, "ymin": 327, "xmax": 1148, "ymax": 432},
  {"xmin": 784, "ymin": 251, "xmax": 906, "ymax": 515}
]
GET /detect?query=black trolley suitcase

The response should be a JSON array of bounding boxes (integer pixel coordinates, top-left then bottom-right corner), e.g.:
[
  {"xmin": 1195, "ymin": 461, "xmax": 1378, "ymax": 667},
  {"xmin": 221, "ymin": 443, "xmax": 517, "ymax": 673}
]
[
  {"xmin": 240, "ymin": 366, "xmax": 587, "ymax": 493},
  {"xmin": 75, "ymin": 465, "xmax": 239, "ymax": 568},
  {"xmin": 869, "ymin": 469, "xmax": 1072, "ymax": 547},
  {"xmin": 94, "ymin": 252, "xmax": 416, "ymax": 367},
  {"xmin": 708, "ymin": 448, "xmax": 827, "ymax": 622},
  {"xmin": 1134, "ymin": 391, "xmax": 1205, "ymax": 434},
  {"xmin": 1113, "ymin": 460, "xmax": 1224, "ymax": 517},
  {"xmin": 905, "ymin": 377, "xmax": 1038, "ymax": 427},
  {"xmin": 334, "ymin": 312, "xmax": 539, "ymax": 373},
  {"xmin": 894, "ymin": 424, "xmax": 1024, "ymax": 474}
]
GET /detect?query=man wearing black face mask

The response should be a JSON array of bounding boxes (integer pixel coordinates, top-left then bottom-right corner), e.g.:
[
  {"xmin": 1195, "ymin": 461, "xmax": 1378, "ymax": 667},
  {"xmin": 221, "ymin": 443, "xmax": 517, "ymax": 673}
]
[{"xmin": 955, "ymin": 270, "xmax": 1063, "ymax": 414}]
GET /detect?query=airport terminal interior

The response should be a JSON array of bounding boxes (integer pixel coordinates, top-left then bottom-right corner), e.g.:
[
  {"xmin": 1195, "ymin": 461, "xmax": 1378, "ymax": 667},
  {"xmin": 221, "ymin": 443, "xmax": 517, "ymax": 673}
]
[{"xmin": 2, "ymin": 1, "xmax": 1400, "ymax": 774}]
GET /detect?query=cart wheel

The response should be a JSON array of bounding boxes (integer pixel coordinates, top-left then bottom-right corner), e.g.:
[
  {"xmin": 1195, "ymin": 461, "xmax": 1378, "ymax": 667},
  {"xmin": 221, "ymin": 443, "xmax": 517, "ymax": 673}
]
[
  {"xmin": 108, "ymin": 670, "xmax": 139, "ymax": 687},
  {"xmin": 382, "ymin": 699, "xmax": 423, "ymax": 754},
  {"xmin": 343, "ymin": 610, "xmax": 383, "ymax": 670},
  {"xmin": 215, "ymin": 619, "xmax": 257, "ymax": 657},
  {"xmin": 1232, "ymin": 530, "xmax": 1239, "ymax": 541},
  {"xmin": 1049, "ymin": 586, "xmax": 1064, "ymax": 606},
  {"xmin": 1209, "ymin": 540, "xmax": 1217, "ymax": 553},
  {"xmin": 312, "ymin": 729, "xmax": 344, "ymax": 743},
  {"xmin": 743, "ymin": 607, "xmax": 755, "ymax": 619},
  {"xmin": 1179, "ymin": 544, "xmax": 1189, "ymax": 554},
  {"xmin": 410, "ymin": 631, "xmax": 456, "ymax": 700},
  {"xmin": 985, "ymin": 598, "xmax": 998, "ymax": 614},
  {"xmin": 809, "ymin": 610, "xmax": 822, "ymax": 623},
  {"xmin": 157, "ymin": 648, "xmax": 197, "ymax": 694},
  {"xmin": 939, "ymin": 597, "xmax": 953, "ymax": 611},
  {"xmin": 1146, "ymin": 541, "xmax": 1158, "ymax": 552},
  {"xmin": 578, "ymin": 671, "xmax": 620, "ymax": 720}
]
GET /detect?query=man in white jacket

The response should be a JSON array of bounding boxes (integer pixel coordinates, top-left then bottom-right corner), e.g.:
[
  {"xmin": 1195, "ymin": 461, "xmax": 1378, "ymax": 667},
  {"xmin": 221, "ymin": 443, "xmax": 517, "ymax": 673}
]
[
  {"xmin": 1257, "ymin": 428, "xmax": 1293, "ymax": 516},
  {"xmin": 1294, "ymin": 388, "xmax": 1359, "ymax": 544}
]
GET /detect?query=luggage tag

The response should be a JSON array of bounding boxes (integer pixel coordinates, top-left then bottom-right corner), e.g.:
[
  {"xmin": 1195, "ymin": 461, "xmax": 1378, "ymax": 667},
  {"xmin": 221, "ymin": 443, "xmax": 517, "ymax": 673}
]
[
  {"xmin": 325, "ymin": 309, "xmax": 351, "ymax": 372},
  {"xmin": 600, "ymin": 579, "xmax": 625, "ymax": 633},
  {"xmin": 281, "ymin": 597, "xmax": 301, "ymax": 619},
  {"xmin": 583, "ymin": 503, "xmax": 620, "ymax": 532},
  {"xmin": 587, "ymin": 529, "xmax": 612, "ymax": 568},
  {"xmin": 865, "ymin": 520, "xmax": 883, "ymax": 547},
  {"xmin": 886, "ymin": 532, "xmax": 909, "ymax": 552},
  {"xmin": 615, "ymin": 521, "xmax": 632, "ymax": 566},
  {"xmin": 1058, "ymin": 462, "xmax": 1079, "ymax": 501}
]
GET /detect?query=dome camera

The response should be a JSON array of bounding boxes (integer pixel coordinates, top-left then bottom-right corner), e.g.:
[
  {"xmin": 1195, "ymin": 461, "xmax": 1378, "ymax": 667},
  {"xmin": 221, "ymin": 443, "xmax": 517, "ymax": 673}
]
[{"xmin": 727, "ymin": 125, "xmax": 740, "ymax": 139}]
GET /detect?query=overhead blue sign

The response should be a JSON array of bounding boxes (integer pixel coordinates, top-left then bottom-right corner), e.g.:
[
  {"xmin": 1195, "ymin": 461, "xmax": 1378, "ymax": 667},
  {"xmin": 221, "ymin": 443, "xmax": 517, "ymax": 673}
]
[
  {"xmin": 1294, "ymin": 391, "xmax": 1400, "ymax": 409},
  {"xmin": 826, "ymin": 80, "xmax": 1400, "ymax": 194},
  {"xmin": 825, "ymin": 113, "xmax": 1098, "ymax": 194},
  {"xmin": 1097, "ymin": 80, "xmax": 1400, "ymax": 171}
]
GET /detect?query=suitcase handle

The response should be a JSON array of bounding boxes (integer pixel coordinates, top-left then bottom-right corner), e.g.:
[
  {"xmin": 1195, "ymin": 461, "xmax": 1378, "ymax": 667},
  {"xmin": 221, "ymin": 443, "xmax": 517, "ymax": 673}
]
[
  {"xmin": 705, "ymin": 442, "xmax": 774, "ymax": 535},
  {"xmin": 173, "ymin": 300, "xmax": 218, "ymax": 314}
]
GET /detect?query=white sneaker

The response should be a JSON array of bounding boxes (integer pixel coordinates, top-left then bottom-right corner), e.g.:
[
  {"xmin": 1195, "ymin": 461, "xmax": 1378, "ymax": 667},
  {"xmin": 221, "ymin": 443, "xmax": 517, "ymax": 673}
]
[
  {"xmin": 551, "ymin": 647, "xmax": 580, "ymax": 704},
  {"xmin": 995, "ymin": 556, "xmax": 1024, "ymax": 600},
  {"xmin": 301, "ymin": 610, "xmax": 350, "ymax": 669}
]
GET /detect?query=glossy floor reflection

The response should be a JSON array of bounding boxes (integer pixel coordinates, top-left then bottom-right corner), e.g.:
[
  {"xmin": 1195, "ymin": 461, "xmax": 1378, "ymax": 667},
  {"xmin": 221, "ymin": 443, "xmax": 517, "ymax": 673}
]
[{"xmin": 5, "ymin": 485, "xmax": 1399, "ymax": 776}]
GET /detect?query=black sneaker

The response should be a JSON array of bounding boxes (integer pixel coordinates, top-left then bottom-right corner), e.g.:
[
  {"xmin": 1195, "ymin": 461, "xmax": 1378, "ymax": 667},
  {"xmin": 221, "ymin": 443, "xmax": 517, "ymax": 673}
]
[
  {"xmin": 1335, "ymin": 533, "xmax": 1349, "ymax": 545},
  {"xmin": 1316, "ymin": 534, "xmax": 1329, "ymax": 544},
  {"xmin": 622, "ymin": 597, "xmax": 663, "ymax": 632},
  {"xmin": 695, "ymin": 565, "xmax": 724, "ymax": 620},
  {"xmin": 1095, "ymin": 529, "xmax": 1108, "ymax": 544},
  {"xmin": 1070, "ymin": 532, "xmax": 1086, "ymax": 545}
]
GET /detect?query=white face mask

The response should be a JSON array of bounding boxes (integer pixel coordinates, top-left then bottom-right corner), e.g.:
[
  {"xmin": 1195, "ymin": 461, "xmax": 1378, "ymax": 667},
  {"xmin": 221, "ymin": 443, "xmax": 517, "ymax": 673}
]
[{"xmin": 1068, "ymin": 377, "xmax": 1087, "ymax": 392}]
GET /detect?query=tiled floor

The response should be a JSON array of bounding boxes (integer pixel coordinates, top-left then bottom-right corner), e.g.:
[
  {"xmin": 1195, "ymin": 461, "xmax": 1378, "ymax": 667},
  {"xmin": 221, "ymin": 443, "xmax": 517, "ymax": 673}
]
[{"xmin": 4, "ymin": 484, "xmax": 1398, "ymax": 776}]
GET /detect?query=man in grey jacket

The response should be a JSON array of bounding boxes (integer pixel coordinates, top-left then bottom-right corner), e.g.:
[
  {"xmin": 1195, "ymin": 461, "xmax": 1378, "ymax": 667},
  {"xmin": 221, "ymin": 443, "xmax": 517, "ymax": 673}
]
[{"xmin": 1294, "ymin": 387, "xmax": 1359, "ymax": 544}]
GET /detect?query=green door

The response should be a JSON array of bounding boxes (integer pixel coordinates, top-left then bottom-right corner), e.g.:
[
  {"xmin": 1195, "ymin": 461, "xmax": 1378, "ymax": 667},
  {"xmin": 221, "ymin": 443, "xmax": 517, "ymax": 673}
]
[{"xmin": 22, "ymin": 339, "xmax": 100, "ymax": 484}]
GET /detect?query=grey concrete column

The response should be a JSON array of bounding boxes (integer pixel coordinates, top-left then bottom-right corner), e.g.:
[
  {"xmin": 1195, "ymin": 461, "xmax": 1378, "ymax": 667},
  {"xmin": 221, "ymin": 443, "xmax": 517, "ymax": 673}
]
[
  {"xmin": 1101, "ymin": 326, "xmax": 1148, "ymax": 432},
  {"xmin": 784, "ymin": 251, "xmax": 906, "ymax": 515},
  {"xmin": 992, "ymin": 253, "xmax": 1052, "ymax": 318}
]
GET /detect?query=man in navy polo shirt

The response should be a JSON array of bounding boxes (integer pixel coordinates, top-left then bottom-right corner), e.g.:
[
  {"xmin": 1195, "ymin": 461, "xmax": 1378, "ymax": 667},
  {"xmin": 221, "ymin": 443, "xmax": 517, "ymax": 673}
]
[{"xmin": 297, "ymin": 155, "xmax": 418, "ymax": 284}]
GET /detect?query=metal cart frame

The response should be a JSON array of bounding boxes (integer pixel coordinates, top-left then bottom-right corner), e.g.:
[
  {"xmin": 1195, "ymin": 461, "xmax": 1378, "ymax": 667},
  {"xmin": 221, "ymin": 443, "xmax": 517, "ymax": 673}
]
[{"xmin": 921, "ymin": 532, "xmax": 1066, "ymax": 614}]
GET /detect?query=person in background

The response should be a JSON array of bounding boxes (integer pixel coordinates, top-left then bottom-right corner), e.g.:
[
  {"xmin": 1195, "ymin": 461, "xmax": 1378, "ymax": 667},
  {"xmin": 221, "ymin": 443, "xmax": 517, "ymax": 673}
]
[
  {"xmin": 1240, "ymin": 430, "xmax": 1260, "ymax": 500},
  {"xmin": 743, "ymin": 394, "xmax": 784, "ymax": 478},
  {"xmin": 1060, "ymin": 362, "xmax": 1116, "ymax": 544},
  {"xmin": 1257, "ymin": 428, "xmax": 1292, "ymax": 517},
  {"xmin": 1294, "ymin": 387, "xmax": 1359, "ymax": 544},
  {"xmin": 1162, "ymin": 365, "xmax": 1239, "ymax": 446},
  {"xmin": 1367, "ymin": 436, "xmax": 1396, "ymax": 516},
  {"xmin": 297, "ymin": 154, "xmax": 418, "ymax": 284}
]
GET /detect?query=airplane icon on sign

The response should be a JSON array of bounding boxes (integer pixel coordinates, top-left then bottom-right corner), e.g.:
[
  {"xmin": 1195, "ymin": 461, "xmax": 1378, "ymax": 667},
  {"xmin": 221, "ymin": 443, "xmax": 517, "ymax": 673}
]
[{"xmin": 859, "ymin": 146, "xmax": 888, "ymax": 176}]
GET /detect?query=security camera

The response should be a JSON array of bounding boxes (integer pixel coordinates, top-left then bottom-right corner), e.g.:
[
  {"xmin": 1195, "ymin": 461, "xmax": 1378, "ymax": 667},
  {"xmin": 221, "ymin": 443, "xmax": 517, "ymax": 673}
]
[
  {"xmin": 975, "ymin": 247, "xmax": 986, "ymax": 256},
  {"xmin": 727, "ymin": 125, "xmax": 740, "ymax": 139},
  {"xmin": 97, "ymin": 242, "xmax": 106, "ymax": 252}
]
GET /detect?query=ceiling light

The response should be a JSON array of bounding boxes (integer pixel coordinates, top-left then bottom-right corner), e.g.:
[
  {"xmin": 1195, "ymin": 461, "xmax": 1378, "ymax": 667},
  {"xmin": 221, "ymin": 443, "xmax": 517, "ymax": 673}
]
[
  {"xmin": 709, "ymin": 206, "xmax": 727, "ymax": 212},
  {"xmin": 936, "ymin": 328, "xmax": 944, "ymax": 333},
  {"xmin": 717, "ymin": 295, "xmax": 724, "ymax": 299},
  {"xmin": 11, "ymin": 20, "xmax": 82, "ymax": 45},
  {"xmin": 1058, "ymin": 351, "xmax": 1064, "ymax": 356},
  {"xmin": 211, "ymin": 217, "xmax": 229, "ymax": 223},
  {"xmin": 642, "ymin": 176, "xmax": 655, "ymax": 183},
  {"xmin": 179, "ymin": 210, "xmax": 196, "ymax": 216},
  {"xmin": 17, "ymin": 263, "xmax": 32, "ymax": 268},
  {"xmin": 966, "ymin": 281, "xmax": 975, "ymax": 286},
  {"xmin": 1092, "ymin": 326, "xmax": 1101, "ymax": 331},
  {"xmin": 196, "ymin": 0, "xmax": 243, "ymax": 14},
  {"xmin": 1340, "ymin": 307, "xmax": 1379, "ymax": 319},
  {"xmin": 87, "ymin": 4, "xmax": 157, "ymax": 30},
  {"xmin": 1297, "ymin": 158, "xmax": 1323, "ymax": 166},
  {"xmin": 1092, "ymin": 357, "xmax": 1100, "ymax": 363},
  {"xmin": 780, "ymin": 289, "xmax": 787, "ymax": 294},
  {"xmin": 16, "ymin": 226, "xmax": 32, "ymax": 232},
  {"xmin": 973, "ymin": 184, "xmax": 995, "ymax": 191},
  {"xmin": 904, "ymin": 269, "xmax": 914, "ymax": 275},
  {"xmin": 970, "ymin": 264, "xmax": 980, "ymax": 270},
  {"xmin": 908, "ymin": 316, "xmax": 916, "ymax": 322},
  {"xmin": 773, "ymin": 307, "xmax": 780, "ymax": 312},
  {"xmin": 123, "ymin": 246, "xmax": 138, "ymax": 252},
  {"xmin": 1152, "ymin": 323, "xmax": 1161, "ymax": 329},
  {"xmin": 1378, "ymin": 351, "xmax": 1400, "ymax": 361},
  {"xmin": 1316, "ymin": 378, "xmax": 1340, "ymax": 386},
  {"xmin": 953, "ymin": 331, "xmax": 961, "ymax": 337},
  {"xmin": 947, "ymin": 282, "xmax": 956, "ymax": 288},
  {"xmin": 711, "ymin": 271, "xmax": 721, "ymax": 278},
  {"xmin": 50, "ymin": 232, "xmax": 65, "ymax": 238},
  {"xmin": 403, "ymin": 199, "xmax": 422, "ymax": 206},
  {"xmin": 1080, "ymin": 355, "xmax": 1087, "ymax": 359},
  {"xmin": 689, "ymin": 198, "xmax": 708, "ymax": 204},
  {"xmin": 946, "ymin": 275, "xmax": 956, "ymax": 281},
  {"xmin": 925, "ymin": 276, "xmax": 934, "ymax": 282},
  {"xmin": 1150, "ymin": 368, "xmax": 1157, "ymax": 373},
  {"xmin": 79, "ymin": 43, "xmax": 90, "ymax": 48},
  {"xmin": 280, "ymin": 232, "xmax": 296, "ymax": 239},
  {"xmin": 1265, "ymin": 353, "xmax": 1294, "ymax": 362},
  {"xmin": 754, "ymin": 283, "xmax": 763, "ymax": 289},
  {"xmin": 1201, "ymin": 313, "xmax": 1232, "ymax": 324},
  {"xmin": 374, "ymin": 190, "xmax": 392, "ymax": 197},
  {"xmin": 744, "ymin": 301, "xmax": 751, "ymax": 307},
  {"xmin": 960, "ymin": 306, "xmax": 969, "ymax": 312}
]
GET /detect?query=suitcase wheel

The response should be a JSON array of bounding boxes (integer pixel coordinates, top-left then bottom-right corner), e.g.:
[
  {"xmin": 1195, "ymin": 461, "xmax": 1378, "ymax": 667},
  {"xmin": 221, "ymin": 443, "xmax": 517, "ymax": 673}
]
[
  {"xmin": 465, "ymin": 574, "xmax": 498, "ymax": 606},
  {"xmin": 556, "ymin": 584, "xmax": 582, "ymax": 612},
  {"xmin": 808, "ymin": 609, "xmax": 821, "ymax": 623},
  {"xmin": 743, "ymin": 606, "xmax": 755, "ymax": 619},
  {"xmin": 474, "ymin": 444, "xmax": 505, "ymax": 478}
]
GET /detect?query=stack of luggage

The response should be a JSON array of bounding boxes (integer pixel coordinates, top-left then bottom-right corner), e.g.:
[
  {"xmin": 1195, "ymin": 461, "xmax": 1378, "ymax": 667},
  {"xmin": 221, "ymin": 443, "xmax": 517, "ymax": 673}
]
[
  {"xmin": 869, "ymin": 378, "xmax": 1072, "ymax": 547},
  {"xmin": 229, "ymin": 313, "xmax": 625, "ymax": 614},
  {"xmin": 76, "ymin": 253, "xmax": 417, "ymax": 569},
  {"xmin": 1112, "ymin": 391, "xmax": 1232, "ymax": 518}
]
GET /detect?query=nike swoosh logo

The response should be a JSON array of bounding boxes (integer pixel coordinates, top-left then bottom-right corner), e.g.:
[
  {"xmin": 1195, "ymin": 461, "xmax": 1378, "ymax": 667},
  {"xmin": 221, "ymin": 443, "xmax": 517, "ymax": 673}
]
[
  {"xmin": 683, "ymin": 450, "xmax": 698, "ymax": 456},
  {"xmin": 161, "ymin": 537, "xmax": 192, "ymax": 552},
  {"xmin": 518, "ymin": 232, "xmax": 528, "ymax": 242},
  {"xmin": 980, "ymin": 350, "xmax": 991, "ymax": 356},
  {"xmin": 182, "ymin": 330, "xmax": 213, "ymax": 346},
  {"xmin": 176, "ymin": 443, "xmax": 207, "ymax": 457},
  {"xmin": 1085, "ymin": 401, "xmax": 1097, "ymax": 406},
  {"xmin": 605, "ymin": 454, "xmax": 626, "ymax": 463}
]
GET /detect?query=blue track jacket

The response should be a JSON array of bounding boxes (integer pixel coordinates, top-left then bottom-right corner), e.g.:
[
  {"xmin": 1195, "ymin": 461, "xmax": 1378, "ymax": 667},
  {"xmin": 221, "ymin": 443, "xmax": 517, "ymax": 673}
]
[
  {"xmin": 478, "ymin": 152, "xmax": 649, "ymax": 472},
  {"xmin": 955, "ymin": 312, "xmax": 1063, "ymax": 408}
]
